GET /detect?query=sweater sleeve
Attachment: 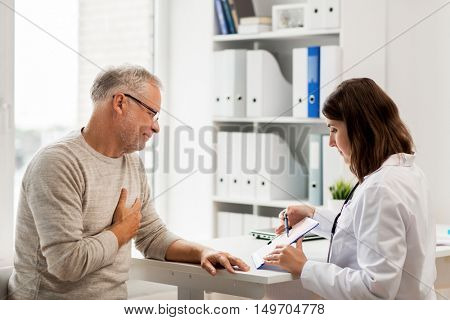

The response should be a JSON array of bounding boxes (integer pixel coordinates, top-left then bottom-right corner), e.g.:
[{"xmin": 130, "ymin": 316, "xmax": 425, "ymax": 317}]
[{"xmin": 25, "ymin": 148, "xmax": 119, "ymax": 282}]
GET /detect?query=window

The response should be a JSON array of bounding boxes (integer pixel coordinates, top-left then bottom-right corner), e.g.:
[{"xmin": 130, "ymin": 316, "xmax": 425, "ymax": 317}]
[{"xmin": 14, "ymin": 0, "xmax": 157, "ymax": 226}]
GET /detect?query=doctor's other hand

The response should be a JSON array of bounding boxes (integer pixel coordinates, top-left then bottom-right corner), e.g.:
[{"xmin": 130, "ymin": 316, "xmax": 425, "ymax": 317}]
[
  {"xmin": 200, "ymin": 248, "xmax": 250, "ymax": 276},
  {"xmin": 263, "ymin": 238, "xmax": 308, "ymax": 278},
  {"xmin": 275, "ymin": 205, "xmax": 315, "ymax": 235}
]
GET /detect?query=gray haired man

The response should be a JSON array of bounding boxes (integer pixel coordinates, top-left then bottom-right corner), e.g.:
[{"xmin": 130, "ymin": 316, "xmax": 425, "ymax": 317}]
[{"xmin": 8, "ymin": 65, "xmax": 249, "ymax": 299}]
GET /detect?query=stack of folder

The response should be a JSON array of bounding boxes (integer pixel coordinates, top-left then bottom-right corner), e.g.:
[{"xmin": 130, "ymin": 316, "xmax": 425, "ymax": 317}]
[
  {"xmin": 292, "ymin": 45, "xmax": 342, "ymax": 119},
  {"xmin": 306, "ymin": 0, "xmax": 341, "ymax": 29},
  {"xmin": 214, "ymin": 46, "xmax": 342, "ymax": 119},
  {"xmin": 217, "ymin": 211, "xmax": 279, "ymax": 238},
  {"xmin": 215, "ymin": 132, "xmax": 307, "ymax": 201},
  {"xmin": 214, "ymin": 49, "xmax": 292, "ymax": 118}
]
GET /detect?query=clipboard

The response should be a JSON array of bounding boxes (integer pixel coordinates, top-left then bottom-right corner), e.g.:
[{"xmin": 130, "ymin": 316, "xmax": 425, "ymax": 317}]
[{"xmin": 251, "ymin": 217, "xmax": 319, "ymax": 269}]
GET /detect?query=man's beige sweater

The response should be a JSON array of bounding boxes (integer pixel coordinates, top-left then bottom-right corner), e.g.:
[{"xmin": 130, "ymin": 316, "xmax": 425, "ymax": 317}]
[{"xmin": 8, "ymin": 130, "xmax": 181, "ymax": 299}]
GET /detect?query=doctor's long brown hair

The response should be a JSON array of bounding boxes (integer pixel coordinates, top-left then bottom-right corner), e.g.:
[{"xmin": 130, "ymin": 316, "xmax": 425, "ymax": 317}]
[{"xmin": 322, "ymin": 78, "xmax": 415, "ymax": 182}]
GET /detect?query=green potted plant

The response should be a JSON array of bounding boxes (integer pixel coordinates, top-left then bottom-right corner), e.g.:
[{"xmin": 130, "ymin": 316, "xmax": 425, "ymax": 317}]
[{"xmin": 328, "ymin": 179, "xmax": 353, "ymax": 213}]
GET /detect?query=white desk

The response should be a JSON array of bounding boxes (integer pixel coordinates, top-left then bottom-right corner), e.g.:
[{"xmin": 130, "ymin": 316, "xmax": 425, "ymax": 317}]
[
  {"xmin": 131, "ymin": 236, "xmax": 328, "ymax": 299},
  {"xmin": 131, "ymin": 235, "xmax": 450, "ymax": 300}
]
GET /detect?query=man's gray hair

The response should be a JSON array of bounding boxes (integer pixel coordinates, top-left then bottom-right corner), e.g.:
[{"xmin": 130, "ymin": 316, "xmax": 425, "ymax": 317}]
[{"xmin": 90, "ymin": 65, "xmax": 162, "ymax": 104}]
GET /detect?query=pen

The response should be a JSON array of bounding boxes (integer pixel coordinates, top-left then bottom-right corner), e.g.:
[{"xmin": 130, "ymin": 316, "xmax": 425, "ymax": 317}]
[{"xmin": 284, "ymin": 209, "xmax": 289, "ymax": 237}]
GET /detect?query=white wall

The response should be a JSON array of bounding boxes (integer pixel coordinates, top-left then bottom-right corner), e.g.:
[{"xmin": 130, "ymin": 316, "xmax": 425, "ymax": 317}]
[
  {"xmin": 386, "ymin": 0, "xmax": 450, "ymax": 224},
  {"xmin": 341, "ymin": 0, "xmax": 387, "ymax": 87},
  {"xmin": 164, "ymin": 0, "xmax": 215, "ymax": 239},
  {"xmin": 0, "ymin": 0, "xmax": 15, "ymax": 266},
  {"xmin": 78, "ymin": 0, "xmax": 155, "ymax": 126}
]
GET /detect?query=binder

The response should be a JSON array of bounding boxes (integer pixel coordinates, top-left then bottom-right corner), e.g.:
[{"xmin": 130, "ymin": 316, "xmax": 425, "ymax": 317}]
[
  {"xmin": 213, "ymin": 50, "xmax": 225, "ymax": 116},
  {"xmin": 308, "ymin": 134, "xmax": 323, "ymax": 205},
  {"xmin": 246, "ymin": 50, "xmax": 292, "ymax": 117},
  {"xmin": 307, "ymin": 46, "xmax": 321, "ymax": 118},
  {"xmin": 229, "ymin": 212, "xmax": 244, "ymax": 236},
  {"xmin": 214, "ymin": 0, "xmax": 229, "ymax": 35},
  {"xmin": 217, "ymin": 211, "xmax": 231, "ymax": 237},
  {"xmin": 306, "ymin": 0, "xmax": 326, "ymax": 29},
  {"xmin": 229, "ymin": 132, "xmax": 243, "ymax": 198},
  {"xmin": 241, "ymin": 132, "xmax": 257, "ymax": 199},
  {"xmin": 213, "ymin": 50, "xmax": 247, "ymax": 117},
  {"xmin": 217, "ymin": 211, "xmax": 244, "ymax": 237},
  {"xmin": 322, "ymin": 134, "xmax": 352, "ymax": 204},
  {"xmin": 292, "ymin": 47, "xmax": 308, "ymax": 118},
  {"xmin": 320, "ymin": 46, "xmax": 342, "ymax": 118},
  {"xmin": 324, "ymin": 0, "xmax": 340, "ymax": 29},
  {"xmin": 243, "ymin": 215, "xmax": 272, "ymax": 236},
  {"xmin": 256, "ymin": 133, "xmax": 307, "ymax": 201},
  {"xmin": 215, "ymin": 131, "xmax": 230, "ymax": 197}
]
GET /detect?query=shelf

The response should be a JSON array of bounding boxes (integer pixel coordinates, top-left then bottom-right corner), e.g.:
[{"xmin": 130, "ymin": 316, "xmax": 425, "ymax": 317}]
[
  {"xmin": 213, "ymin": 196, "xmax": 309, "ymax": 209},
  {"xmin": 213, "ymin": 28, "xmax": 340, "ymax": 42},
  {"xmin": 213, "ymin": 116, "xmax": 327, "ymax": 125}
]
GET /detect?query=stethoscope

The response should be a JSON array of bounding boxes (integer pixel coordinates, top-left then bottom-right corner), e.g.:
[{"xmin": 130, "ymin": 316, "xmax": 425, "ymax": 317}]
[{"xmin": 326, "ymin": 183, "xmax": 359, "ymax": 263}]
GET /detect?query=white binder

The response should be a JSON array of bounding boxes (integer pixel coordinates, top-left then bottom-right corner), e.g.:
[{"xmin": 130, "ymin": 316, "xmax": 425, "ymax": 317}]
[
  {"xmin": 308, "ymin": 134, "xmax": 323, "ymax": 205},
  {"xmin": 246, "ymin": 50, "xmax": 292, "ymax": 117},
  {"xmin": 213, "ymin": 50, "xmax": 247, "ymax": 117},
  {"xmin": 324, "ymin": 0, "xmax": 340, "ymax": 29},
  {"xmin": 241, "ymin": 132, "xmax": 257, "ymax": 199},
  {"xmin": 217, "ymin": 211, "xmax": 244, "ymax": 237},
  {"xmin": 243, "ymin": 215, "xmax": 272, "ymax": 236},
  {"xmin": 306, "ymin": 0, "xmax": 326, "ymax": 29},
  {"xmin": 229, "ymin": 132, "xmax": 243, "ymax": 198},
  {"xmin": 229, "ymin": 212, "xmax": 244, "ymax": 236},
  {"xmin": 292, "ymin": 47, "xmax": 308, "ymax": 118},
  {"xmin": 320, "ymin": 46, "xmax": 342, "ymax": 118},
  {"xmin": 213, "ymin": 51, "xmax": 225, "ymax": 116},
  {"xmin": 215, "ymin": 131, "xmax": 230, "ymax": 197},
  {"xmin": 217, "ymin": 211, "xmax": 231, "ymax": 237},
  {"xmin": 256, "ymin": 133, "xmax": 307, "ymax": 201},
  {"xmin": 322, "ymin": 134, "xmax": 352, "ymax": 204}
]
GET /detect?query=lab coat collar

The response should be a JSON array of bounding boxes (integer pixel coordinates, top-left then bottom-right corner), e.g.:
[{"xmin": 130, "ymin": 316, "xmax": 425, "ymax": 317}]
[
  {"xmin": 363, "ymin": 153, "xmax": 415, "ymax": 180},
  {"xmin": 381, "ymin": 153, "xmax": 415, "ymax": 167}
]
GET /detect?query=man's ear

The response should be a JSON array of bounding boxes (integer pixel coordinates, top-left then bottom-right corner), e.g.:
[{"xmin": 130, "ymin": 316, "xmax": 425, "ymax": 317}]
[{"xmin": 112, "ymin": 94, "xmax": 125, "ymax": 115}]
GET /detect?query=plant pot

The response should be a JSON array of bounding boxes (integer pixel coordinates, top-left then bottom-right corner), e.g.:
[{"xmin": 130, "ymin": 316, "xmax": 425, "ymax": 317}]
[{"xmin": 327, "ymin": 199, "xmax": 346, "ymax": 214}]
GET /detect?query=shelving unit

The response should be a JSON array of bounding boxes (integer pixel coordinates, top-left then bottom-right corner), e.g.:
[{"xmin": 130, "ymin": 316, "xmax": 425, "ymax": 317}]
[
  {"xmin": 213, "ymin": 116, "xmax": 327, "ymax": 125},
  {"xmin": 210, "ymin": 0, "xmax": 365, "ymax": 238},
  {"xmin": 213, "ymin": 28, "xmax": 340, "ymax": 42},
  {"xmin": 210, "ymin": 0, "xmax": 390, "ymax": 238},
  {"xmin": 213, "ymin": 195, "xmax": 308, "ymax": 209}
]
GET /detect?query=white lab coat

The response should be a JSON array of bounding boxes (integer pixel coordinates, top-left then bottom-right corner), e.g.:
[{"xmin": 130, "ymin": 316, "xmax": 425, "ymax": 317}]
[{"xmin": 301, "ymin": 153, "xmax": 437, "ymax": 299}]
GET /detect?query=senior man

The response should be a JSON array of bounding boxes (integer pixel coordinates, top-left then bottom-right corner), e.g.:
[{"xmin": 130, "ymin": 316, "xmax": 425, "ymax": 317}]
[{"xmin": 8, "ymin": 65, "xmax": 249, "ymax": 299}]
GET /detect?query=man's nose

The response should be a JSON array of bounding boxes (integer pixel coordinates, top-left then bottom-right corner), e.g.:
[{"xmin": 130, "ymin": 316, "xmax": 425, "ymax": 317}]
[{"xmin": 152, "ymin": 119, "xmax": 160, "ymax": 133}]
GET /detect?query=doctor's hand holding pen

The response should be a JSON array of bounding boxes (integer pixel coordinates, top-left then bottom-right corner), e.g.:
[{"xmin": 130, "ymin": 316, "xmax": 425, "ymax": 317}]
[
  {"xmin": 274, "ymin": 205, "xmax": 316, "ymax": 235},
  {"xmin": 264, "ymin": 205, "xmax": 316, "ymax": 276}
]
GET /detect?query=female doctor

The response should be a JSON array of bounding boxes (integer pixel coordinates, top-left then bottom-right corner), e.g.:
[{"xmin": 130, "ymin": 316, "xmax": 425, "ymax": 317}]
[{"xmin": 264, "ymin": 78, "xmax": 437, "ymax": 299}]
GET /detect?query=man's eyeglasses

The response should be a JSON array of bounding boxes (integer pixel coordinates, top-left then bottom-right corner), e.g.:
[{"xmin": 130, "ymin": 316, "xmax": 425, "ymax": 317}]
[{"xmin": 116, "ymin": 93, "xmax": 160, "ymax": 121}]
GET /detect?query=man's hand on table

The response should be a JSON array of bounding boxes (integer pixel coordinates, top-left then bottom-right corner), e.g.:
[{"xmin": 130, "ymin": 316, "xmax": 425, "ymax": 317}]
[{"xmin": 200, "ymin": 248, "xmax": 250, "ymax": 276}]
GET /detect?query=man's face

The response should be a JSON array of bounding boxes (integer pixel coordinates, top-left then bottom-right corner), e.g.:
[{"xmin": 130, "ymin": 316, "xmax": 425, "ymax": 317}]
[{"xmin": 117, "ymin": 81, "xmax": 161, "ymax": 153}]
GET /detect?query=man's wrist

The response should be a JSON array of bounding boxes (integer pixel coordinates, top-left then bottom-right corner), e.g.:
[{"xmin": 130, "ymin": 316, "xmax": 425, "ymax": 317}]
[{"xmin": 109, "ymin": 224, "xmax": 124, "ymax": 247}]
